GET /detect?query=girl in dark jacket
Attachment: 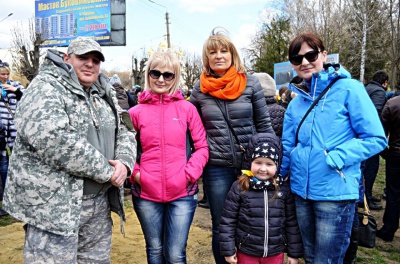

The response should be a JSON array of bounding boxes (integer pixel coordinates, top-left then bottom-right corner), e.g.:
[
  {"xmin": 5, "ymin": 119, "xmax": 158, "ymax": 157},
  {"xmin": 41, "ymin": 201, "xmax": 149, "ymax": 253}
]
[{"xmin": 219, "ymin": 133, "xmax": 302, "ymax": 264}]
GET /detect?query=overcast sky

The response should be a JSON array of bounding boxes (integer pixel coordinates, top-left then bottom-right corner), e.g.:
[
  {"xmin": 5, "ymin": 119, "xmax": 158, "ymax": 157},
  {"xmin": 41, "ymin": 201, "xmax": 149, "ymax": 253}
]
[{"xmin": 0, "ymin": 0, "xmax": 273, "ymax": 71}]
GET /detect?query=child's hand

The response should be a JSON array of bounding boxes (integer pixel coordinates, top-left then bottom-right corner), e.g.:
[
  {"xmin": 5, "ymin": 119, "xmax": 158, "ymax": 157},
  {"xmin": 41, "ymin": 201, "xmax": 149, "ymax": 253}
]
[
  {"xmin": 287, "ymin": 257, "xmax": 298, "ymax": 264},
  {"xmin": 1, "ymin": 83, "xmax": 17, "ymax": 93},
  {"xmin": 225, "ymin": 254, "xmax": 237, "ymax": 264}
]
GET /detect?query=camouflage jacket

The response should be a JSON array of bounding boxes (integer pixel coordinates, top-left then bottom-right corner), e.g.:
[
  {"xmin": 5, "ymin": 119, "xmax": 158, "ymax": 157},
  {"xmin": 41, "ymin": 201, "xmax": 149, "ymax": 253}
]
[{"xmin": 3, "ymin": 49, "xmax": 136, "ymax": 236}]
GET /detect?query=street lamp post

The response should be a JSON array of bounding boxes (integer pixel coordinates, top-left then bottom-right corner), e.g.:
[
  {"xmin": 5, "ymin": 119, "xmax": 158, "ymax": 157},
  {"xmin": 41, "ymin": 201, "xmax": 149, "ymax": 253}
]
[
  {"xmin": 148, "ymin": 0, "xmax": 170, "ymax": 48},
  {"xmin": 0, "ymin": 13, "xmax": 13, "ymax": 23}
]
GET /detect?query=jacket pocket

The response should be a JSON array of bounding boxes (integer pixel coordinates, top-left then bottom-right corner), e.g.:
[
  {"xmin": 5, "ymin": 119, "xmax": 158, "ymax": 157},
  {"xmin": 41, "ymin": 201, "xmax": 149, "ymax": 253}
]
[
  {"xmin": 15, "ymin": 169, "xmax": 67, "ymax": 206},
  {"xmin": 238, "ymin": 233, "xmax": 250, "ymax": 249}
]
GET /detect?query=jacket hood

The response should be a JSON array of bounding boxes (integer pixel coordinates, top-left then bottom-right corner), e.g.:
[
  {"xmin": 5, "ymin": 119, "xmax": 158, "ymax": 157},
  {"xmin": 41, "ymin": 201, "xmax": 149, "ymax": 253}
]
[
  {"xmin": 289, "ymin": 63, "xmax": 351, "ymax": 100},
  {"xmin": 243, "ymin": 133, "xmax": 283, "ymax": 173},
  {"xmin": 138, "ymin": 90, "xmax": 185, "ymax": 104}
]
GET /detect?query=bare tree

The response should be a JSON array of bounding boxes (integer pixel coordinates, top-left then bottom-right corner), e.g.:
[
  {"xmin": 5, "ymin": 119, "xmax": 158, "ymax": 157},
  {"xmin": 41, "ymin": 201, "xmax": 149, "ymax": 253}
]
[
  {"xmin": 181, "ymin": 53, "xmax": 203, "ymax": 90},
  {"xmin": 386, "ymin": 0, "xmax": 400, "ymax": 88},
  {"xmin": 11, "ymin": 18, "xmax": 45, "ymax": 82},
  {"xmin": 131, "ymin": 56, "xmax": 148, "ymax": 88}
]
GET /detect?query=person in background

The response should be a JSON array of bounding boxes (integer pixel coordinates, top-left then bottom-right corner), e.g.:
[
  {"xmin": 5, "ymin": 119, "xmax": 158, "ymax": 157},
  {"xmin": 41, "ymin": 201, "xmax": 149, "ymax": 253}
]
[
  {"xmin": 219, "ymin": 133, "xmax": 302, "ymax": 264},
  {"xmin": 109, "ymin": 74, "xmax": 132, "ymax": 110},
  {"xmin": 190, "ymin": 27, "xmax": 274, "ymax": 264},
  {"xmin": 129, "ymin": 50, "xmax": 209, "ymax": 263},
  {"xmin": 3, "ymin": 37, "xmax": 136, "ymax": 263},
  {"xmin": 278, "ymin": 85, "xmax": 289, "ymax": 108},
  {"xmin": 363, "ymin": 70, "xmax": 389, "ymax": 210},
  {"xmin": 253, "ymin": 72, "xmax": 286, "ymax": 138},
  {"xmin": 377, "ymin": 92, "xmax": 400, "ymax": 242},
  {"xmin": 0, "ymin": 60, "xmax": 24, "ymax": 217},
  {"xmin": 130, "ymin": 85, "xmax": 142, "ymax": 106},
  {"xmin": 280, "ymin": 32, "xmax": 387, "ymax": 263}
]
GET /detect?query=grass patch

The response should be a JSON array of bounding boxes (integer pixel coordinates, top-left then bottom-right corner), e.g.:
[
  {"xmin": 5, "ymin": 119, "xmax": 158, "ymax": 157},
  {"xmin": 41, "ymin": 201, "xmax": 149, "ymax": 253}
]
[{"xmin": 355, "ymin": 157, "xmax": 400, "ymax": 264}]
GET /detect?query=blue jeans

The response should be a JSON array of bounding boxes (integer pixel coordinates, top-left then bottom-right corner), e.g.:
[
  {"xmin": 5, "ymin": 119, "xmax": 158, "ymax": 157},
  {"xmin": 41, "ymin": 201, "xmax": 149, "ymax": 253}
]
[
  {"xmin": 202, "ymin": 165, "xmax": 238, "ymax": 264},
  {"xmin": 132, "ymin": 195, "xmax": 197, "ymax": 264},
  {"xmin": 294, "ymin": 195, "xmax": 355, "ymax": 264},
  {"xmin": 0, "ymin": 155, "xmax": 9, "ymax": 201}
]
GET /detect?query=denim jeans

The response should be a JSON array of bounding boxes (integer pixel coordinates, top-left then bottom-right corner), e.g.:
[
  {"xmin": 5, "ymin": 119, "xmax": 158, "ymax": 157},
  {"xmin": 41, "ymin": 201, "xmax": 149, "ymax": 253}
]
[
  {"xmin": 0, "ymin": 155, "xmax": 9, "ymax": 201},
  {"xmin": 132, "ymin": 195, "xmax": 197, "ymax": 264},
  {"xmin": 202, "ymin": 165, "xmax": 238, "ymax": 264},
  {"xmin": 294, "ymin": 195, "xmax": 355, "ymax": 264}
]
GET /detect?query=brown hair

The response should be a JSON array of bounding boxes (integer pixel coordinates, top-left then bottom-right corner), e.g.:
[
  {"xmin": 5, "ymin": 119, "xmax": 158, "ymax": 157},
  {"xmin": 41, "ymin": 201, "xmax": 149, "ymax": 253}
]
[
  {"xmin": 202, "ymin": 29, "xmax": 246, "ymax": 77},
  {"xmin": 288, "ymin": 33, "xmax": 326, "ymax": 58}
]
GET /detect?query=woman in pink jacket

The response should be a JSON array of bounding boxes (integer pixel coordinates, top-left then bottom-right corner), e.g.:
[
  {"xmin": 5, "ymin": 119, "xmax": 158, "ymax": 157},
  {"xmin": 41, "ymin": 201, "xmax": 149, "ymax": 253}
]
[{"xmin": 128, "ymin": 50, "xmax": 209, "ymax": 264}]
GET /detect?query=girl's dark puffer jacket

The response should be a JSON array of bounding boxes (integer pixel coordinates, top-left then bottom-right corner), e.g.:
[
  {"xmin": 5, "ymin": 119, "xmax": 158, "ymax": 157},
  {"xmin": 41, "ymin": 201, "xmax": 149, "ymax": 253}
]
[
  {"xmin": 190, "ymin": 74, "xmax": 274, "ymax": 168},
  {"xmin": 219, "ymin": 181, "xmax": 303, "ymax": 258}
]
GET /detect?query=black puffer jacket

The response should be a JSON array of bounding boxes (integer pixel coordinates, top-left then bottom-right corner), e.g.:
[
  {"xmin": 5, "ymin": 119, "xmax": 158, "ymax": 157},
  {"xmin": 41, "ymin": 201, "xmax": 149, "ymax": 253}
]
[
  {"xmin": 219, "ymin": 133, "xmax": 303, "ymax": 258},
  {"xmin": 265, "ymin": 97, "xmax": 286, "ymax": 138},
  {"xmin": 190, "ymin": 75, "xmax": 274, "ymax": 168},
  {"xmin": 365, "ymin": 80, "xmax": 386, "ymax": 116}
]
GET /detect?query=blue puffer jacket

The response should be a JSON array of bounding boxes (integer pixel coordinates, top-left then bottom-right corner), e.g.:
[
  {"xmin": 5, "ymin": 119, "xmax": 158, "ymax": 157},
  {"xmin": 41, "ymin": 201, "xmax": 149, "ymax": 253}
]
[{"xmin": 280, "ymin": 65, "xmax": 387, "ymax": 201}]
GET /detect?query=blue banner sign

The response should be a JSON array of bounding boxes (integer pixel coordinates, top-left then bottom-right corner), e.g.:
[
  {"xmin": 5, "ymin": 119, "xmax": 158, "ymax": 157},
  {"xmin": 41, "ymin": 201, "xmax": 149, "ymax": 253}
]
[
  {"xmin": 35, "ymin": 0, "xmax": 111, "ymax": 47},
  {"xmin": 274, "ymin": 53, "xmax": 339, "ymax": 89}
]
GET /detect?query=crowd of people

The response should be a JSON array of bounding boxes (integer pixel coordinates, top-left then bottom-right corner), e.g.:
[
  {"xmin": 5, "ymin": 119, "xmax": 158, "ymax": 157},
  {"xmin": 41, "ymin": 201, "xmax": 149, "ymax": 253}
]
[{"xmin": 0, "ymin": 28, "xmax": 398, "ymax": 264}]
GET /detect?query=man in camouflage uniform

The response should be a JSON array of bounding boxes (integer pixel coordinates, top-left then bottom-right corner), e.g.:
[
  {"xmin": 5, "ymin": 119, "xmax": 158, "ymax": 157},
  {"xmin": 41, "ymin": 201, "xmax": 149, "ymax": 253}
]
[{"xmin": 2, "ymin": 37, "xmax": 136, "ymax": 263}]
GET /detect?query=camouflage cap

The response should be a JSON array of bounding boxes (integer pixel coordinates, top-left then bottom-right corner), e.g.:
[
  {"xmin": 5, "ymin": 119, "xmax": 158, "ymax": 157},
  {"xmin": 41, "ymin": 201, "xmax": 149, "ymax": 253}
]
[{"xmin": 67, "ymin": 37, "xmax": 105, "ymax": 62}]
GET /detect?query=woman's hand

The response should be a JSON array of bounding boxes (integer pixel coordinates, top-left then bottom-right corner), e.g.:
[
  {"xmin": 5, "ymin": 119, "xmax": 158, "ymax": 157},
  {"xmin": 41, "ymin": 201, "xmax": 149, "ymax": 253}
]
[
  {"xmin": 134, "ymin": 172, "xmax": 141, "ymax": 185},
  {"xmin": 287, "ymin": 257, "xmax": 298, "ymax": 264},
  {"xmin": 224, "ymin": 254, "xmax": 237, "ymax": 264}
]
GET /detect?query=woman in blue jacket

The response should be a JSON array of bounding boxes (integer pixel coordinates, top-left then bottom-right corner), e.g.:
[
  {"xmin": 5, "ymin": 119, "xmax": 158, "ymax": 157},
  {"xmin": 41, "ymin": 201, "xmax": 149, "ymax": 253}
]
[{"xmin": 279, "ymin": 33, "xmax": 387, "ymax": 263}]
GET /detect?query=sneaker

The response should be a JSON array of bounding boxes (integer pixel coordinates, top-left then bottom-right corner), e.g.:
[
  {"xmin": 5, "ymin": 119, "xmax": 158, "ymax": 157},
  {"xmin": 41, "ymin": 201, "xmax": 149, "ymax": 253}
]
[
  {"xmin": 0, "ymin": 208, "xmax": 9, "ymax": 217},
  {"xmin": 376, "ymin": 229, "xmax": 393, "ymax": 242}
]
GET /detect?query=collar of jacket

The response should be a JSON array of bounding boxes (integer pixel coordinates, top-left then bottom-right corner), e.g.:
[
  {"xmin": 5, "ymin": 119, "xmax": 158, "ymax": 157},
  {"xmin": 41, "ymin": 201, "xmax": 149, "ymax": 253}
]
[
  {"xmin": 138, "ymin": 90, "xmax": 184, "ymax": 104},
  {"xmin": 290, "ymin": 64, "xmax": 350, "ymax": 101},
  {"xmin": 42, "ymin": 49, "xmax": 112, "ymax": 99}
]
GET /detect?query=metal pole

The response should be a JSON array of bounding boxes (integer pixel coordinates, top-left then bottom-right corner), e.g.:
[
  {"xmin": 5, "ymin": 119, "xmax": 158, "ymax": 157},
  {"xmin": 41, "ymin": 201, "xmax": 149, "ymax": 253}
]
[
  {"xmin": 166, "ymin": 12, "xmax": 170, "ymax": 48},
  {"xmin": 0, "ymin": 13, "xmax": 13, "ymax": 23},
  {"xmin": 148, "ymin": 0, "xmax": 170, "ymax": 48}
]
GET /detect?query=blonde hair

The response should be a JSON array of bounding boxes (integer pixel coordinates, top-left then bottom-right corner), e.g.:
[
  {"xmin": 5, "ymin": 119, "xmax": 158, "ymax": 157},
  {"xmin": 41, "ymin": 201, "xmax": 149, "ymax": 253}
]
[
  {"xmin": 0, "ymin": 66, "xmax": 10, "ymax": 74},
  {"xmin": 145, "ymin": 50, "xmax": 181, "ymax": 95},
  {"xmin": 202, "ymin": 28, "xmax": 246, "ymax": 77}
]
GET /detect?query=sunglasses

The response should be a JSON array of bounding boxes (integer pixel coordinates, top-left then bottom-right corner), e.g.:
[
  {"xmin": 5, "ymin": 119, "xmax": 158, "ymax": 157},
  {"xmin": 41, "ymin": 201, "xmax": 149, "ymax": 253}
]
[
  {"xmin": 289, "ymin": 50, "xmax": 320, "ymax": 66},
  {"xmin": 149, "ymin": 69, "xmax": 175, "ymax": 81},
  {"xmin": 0, "ymin": 62, "xmax": 9, "ymax": 67}
]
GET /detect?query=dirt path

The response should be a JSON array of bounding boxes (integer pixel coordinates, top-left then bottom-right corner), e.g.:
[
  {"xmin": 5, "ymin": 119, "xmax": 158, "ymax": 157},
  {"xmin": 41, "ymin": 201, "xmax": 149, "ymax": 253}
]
[
  {"xmin": 0, "ymin": 193, "xmax": 214, "ymax": 264},
  {"xmin": 1, "ymin": 187, "xmax": 399, "ymax": 263}
]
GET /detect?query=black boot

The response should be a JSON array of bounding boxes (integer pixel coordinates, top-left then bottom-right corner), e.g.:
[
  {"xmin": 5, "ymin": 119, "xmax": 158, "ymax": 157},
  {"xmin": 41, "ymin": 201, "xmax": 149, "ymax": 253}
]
[{"xmin": 343, "ymin": 225, "xmax": 359, "ymax": 264}]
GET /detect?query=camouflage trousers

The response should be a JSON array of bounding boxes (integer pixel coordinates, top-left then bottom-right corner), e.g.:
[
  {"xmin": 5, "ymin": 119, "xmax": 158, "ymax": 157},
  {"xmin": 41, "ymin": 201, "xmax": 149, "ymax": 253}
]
[{"xmin": 23, "ymin": 192, "xmax": 112, "ymax": 264}]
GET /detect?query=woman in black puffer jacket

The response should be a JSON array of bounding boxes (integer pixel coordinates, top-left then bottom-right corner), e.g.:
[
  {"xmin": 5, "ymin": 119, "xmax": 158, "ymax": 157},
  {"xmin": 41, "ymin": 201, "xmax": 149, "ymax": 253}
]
[
  {"xmin": 219, "ymin": 133, "xmax": 303, "ymax": 263},
  {"xmin": 190, "ymin": 27, "xmax": 274, "ymax": 264}
]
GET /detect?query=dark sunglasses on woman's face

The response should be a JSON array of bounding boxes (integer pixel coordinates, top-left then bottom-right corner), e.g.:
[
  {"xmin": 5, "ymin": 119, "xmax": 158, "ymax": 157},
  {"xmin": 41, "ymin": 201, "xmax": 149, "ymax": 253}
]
[
  {"xmin": 149, "ymin": 69, "xmax": 175, "ymax": 81},
  {"xmin": 289, "ymin": 50, "xmax": 320, "ymax": 66}
]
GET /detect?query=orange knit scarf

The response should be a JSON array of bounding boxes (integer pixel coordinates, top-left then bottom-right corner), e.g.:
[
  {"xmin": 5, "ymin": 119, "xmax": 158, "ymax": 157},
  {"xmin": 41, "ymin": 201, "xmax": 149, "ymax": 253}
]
[{"xmin": 200, "ymin": 66, "xmax": 247, "ymax": 100}]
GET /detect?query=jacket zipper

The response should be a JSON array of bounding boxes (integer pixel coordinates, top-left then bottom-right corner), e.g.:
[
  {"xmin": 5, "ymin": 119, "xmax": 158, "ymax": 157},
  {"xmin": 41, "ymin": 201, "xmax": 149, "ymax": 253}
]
[
  {"xmin": 223, "ymin": 101, "xmax": 237, "ymax": 166},
  {"xmin": 160, "ymin": 94, "xmax": 166, "ymax": 200},
  {"xmin": 263, "ymin": 189, "xmax": 269, "ymax": 257}
]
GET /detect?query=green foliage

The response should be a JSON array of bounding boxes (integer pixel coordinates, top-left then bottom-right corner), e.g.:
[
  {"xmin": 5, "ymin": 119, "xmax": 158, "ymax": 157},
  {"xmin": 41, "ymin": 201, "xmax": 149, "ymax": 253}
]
[{"xmin": 246, "ymin": 15, "xmax": 291, "ymax": 75}]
